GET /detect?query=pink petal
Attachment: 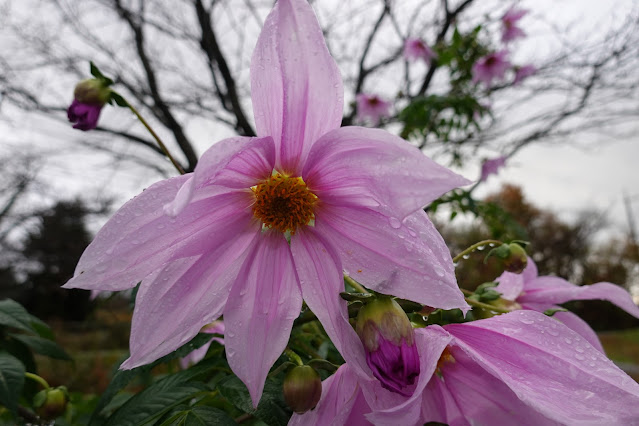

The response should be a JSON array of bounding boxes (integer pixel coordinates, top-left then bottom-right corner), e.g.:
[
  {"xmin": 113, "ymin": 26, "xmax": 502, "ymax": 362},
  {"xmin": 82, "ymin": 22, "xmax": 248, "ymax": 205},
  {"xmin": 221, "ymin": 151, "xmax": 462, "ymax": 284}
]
[
  {"xmin": 522, "ymin": 305, "xmax": 605, "ymax": 352},
  {"xmin": 316, "ymin": 206, "xmax": 469, "ymax": 311},
  {"xmin": 64, "ymin": 174, "xmax": 202, "ymax": 291},
  {"xmin": 121, "ymin": 215, "xmax": 259, "ymax": 369},
  {"xmin": 290, "ymin": 227, "xmax": 370, "ymax": 377},
  {"xmin": 494, "ymin": 272, "xmax": 525, "ymax": 301},
  {"xmin": 424, "ymin": 345, "xmax": 557, "ymax": 425},
  {"xmin": 251, "ymin": 0, "xmax": 343, "ymax": 174},
  {"xmin": 520, "ymin": 277, "xmax": 639, "ymax": 319},
  {"xmin": 224, "ymin": 232, "xmax": 303, "ymax": 408},
  {"xmin": 303, "ymin": 126, "xmax": 471, "ymax": 220},
  {"xmin": 289, "ymin": 365, "xmax": 370, "ymax": 426},
  {"xmin": 446, "ymin": 310, "xmax": 639, "ymax": 424},
  {"xmin": 179, "ymin": 341, "xmax": 213, "ymax": 369},
  {"xmin": 363, "ymin": 326, "xmax": 452, "ymax": 426}
]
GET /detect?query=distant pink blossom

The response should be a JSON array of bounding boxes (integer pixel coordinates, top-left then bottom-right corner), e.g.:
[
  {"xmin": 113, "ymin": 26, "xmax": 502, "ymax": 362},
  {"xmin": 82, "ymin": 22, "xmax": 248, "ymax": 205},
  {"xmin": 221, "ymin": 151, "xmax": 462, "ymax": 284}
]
[
  {"xmin": 501, "ymin": 8, "xmax": 528, "ymax": 43},
  {"xmin": 292, "ymin": 311, "xmax": 639, "ymax": 425},
  {"xmin": 480, "ymin": 155, "xmax": 507, "ymax": 181},
  {"xmin": 64, "ymin": 0, "xmax": 470, "ymax": 408},
  {"xmin": 356, "ymin": 93, "xmax": 392, "ymax": 125},
  {"xmin": 495, "ymin": 257, "xmax": 639, "ymax": 351},
  {"xmin": 472, "ymin": 50, "xmax": 511, "ymax": 88},
  {"xmin": 513, "ymin": 64, "xmax": 537, "ymax": 85},
  {"xmin": 179, "ymin": 321, "xmax": 225, "ymax": 369},
  {"xmin": 403, "ymin": 38, "xmax": 436, "ymax": 64}
]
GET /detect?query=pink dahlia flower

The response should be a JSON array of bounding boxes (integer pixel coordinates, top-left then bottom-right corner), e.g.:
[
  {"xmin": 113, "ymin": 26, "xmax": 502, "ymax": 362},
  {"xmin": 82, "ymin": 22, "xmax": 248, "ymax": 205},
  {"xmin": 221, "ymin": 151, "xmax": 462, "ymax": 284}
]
[
  {"xmin": 63, "ymin": 0, "xmax": 470, "ymax": 407},
  {"xmin": 179, "ymin": 321, "xmax": 225, "ymax": 369},
  {"xmin": 513, "ymin": 63, "xmax": 537, "ymax": 85},
  {"xmin": 472, "ymin": 50, "xmax": 511, "ymax": 88},
  {"xmin": 292, "ymin": 311, "xmax": 639, "ymax": 425},
  {"xmin": 479, "ymin": 155, "xmax": 507, "ymax": 181},
  {"xmin": 495, "ymin": 257, "xmax": 639, "ymax": 351},
  {"xmin": 403, "ymin": 38, "xmax": 436, "ymax": 64},
  {"xmin": 356, "ymin": 93, "xmax": 392, "ymax": 125},
  {"xmin": 501, "ymin": 8, "xmax": 528, "ymax": 43}
]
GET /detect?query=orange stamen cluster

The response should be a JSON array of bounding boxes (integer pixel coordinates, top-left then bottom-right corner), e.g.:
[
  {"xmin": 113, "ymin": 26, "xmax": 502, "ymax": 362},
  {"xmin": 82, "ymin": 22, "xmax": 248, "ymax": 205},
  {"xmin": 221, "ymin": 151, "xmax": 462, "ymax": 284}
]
[
  {"xmin": 436, "ymin": 346, "xmax": 455, "ymax": 374},
  {"xmin": 252, "ymin": 173, "xmax": 317, "ymax": 234}
]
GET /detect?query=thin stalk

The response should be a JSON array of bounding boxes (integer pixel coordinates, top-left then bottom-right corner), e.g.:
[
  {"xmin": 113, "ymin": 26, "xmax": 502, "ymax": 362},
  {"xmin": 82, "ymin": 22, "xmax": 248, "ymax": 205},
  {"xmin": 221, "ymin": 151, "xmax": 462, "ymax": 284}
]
[
  {"xmin": 464, "ymin": 297, "xmax": 511, "ymax": 314},
  {"xmin": 285, "ymin": 349, "xmax": 303, "ymax": 366},
  {"xmin": 25, "ymin": 372, "xmax": 50, "ymax": 390},
  {"xmin": 344, "ymin": 275, "xmax": 370, "ymax": 294},
  {"xmin": 453, "ymin": 239, "xmax": 502, "ymax": 263},
  {"xmin": 125, "ymin": 100, "xmax": 186, "ymax": 175}
]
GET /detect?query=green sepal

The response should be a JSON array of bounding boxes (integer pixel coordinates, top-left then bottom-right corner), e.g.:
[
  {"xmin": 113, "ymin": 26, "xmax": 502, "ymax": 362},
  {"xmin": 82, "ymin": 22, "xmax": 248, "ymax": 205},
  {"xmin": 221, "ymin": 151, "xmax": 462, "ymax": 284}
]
[
  {"xmin": 543, "ymin": 307, "xmax": 568, "ymax": 317},
  {"xmin": 339, "ymin": 292, "xmax": 374, "ymax": 302},
  {"xmin": 89, "ymin": 61, "xmax": 114, "ymax": 86}
]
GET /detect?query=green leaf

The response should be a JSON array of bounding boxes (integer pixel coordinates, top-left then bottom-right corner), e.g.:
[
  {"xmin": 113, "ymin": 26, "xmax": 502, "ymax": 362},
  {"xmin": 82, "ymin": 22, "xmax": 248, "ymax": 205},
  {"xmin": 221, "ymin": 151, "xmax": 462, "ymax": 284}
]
[
  {"xmin": 218, "ymin": 376, "xmax": 291, "ymax": 426},
  {"xmin": 110, "ymin": 92, "xmax": 128, "ymax": 108},
  {"xmin": 478, "ymin": 290, "xmax": 501, "ymax": 302},
  {"xmin": 90, "ymin": 333, "xmax": 214, "ymax": 425},
  {"xmin": 543, "ymin": 308, "xmax": 568, "ymax": 317},
  {"xmin": 89, "ymin": 62, "xmax": 114, "ymax": 86},
  {"xmin": 9, "ymin": 334, "xmax": 71, "ymax": 361},
  {"xmin": 103, "ymin": 367, "xmax": 211, "ymax": 426},
  {"xmin": 0, "ymin": 299, "xmax": 36, "ymax": 333},
  {"xmin": 0, "ymin": 351, "xmax": 25, "ymax": 414},
  {"xmin": 158, "ymin": 406, "xmax": 236, "ymax": 426}
]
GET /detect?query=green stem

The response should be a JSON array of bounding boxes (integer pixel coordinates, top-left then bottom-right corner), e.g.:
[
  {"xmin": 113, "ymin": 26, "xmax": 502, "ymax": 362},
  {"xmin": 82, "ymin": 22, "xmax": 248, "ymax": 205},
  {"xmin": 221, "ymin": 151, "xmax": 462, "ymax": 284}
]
[
  {"xmin": 25, "ymin": 372, "xmax": 50, "ymax": 390},
  {"xmin": 453, "ymin": 240, "xmax": 502, "ymax": 263},
  {"xmin": 464, "ymin": 297, "xmax": 511, "ymax": 314},
  {"xmin": 125, "ymin": 100, "xmax": 186, "ymax": 175},
  {"xmin": 344, "ymin": 275, "xmax": 369, "ymax": 294},
  {"xmin": 285, "ymin": 349, "xmax": 303, "ymax": 366}
]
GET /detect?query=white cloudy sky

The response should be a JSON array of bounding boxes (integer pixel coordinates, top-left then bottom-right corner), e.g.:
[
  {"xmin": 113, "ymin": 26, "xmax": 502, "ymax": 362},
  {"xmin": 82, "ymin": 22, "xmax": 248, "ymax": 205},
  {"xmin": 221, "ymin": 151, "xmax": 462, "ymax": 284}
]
[{"xmin": 1, "ymin": 0, "xmax": 637, "ymax": 243}]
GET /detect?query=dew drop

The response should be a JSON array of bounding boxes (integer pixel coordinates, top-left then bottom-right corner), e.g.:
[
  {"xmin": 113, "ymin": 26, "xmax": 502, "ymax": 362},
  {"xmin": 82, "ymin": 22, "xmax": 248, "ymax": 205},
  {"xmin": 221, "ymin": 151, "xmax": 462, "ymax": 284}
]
[
  {"xmin": 519, "ymin": 317, "xmax": 535, "ymax": 325},
  {"xmin": 388, "ymin": 217, "xmax": 401, "ymax": 229},
  {"xmin": 575, "ymin": 353, "xmax": 585, "ymax": 361},
  {"xmin": 462, "ymin": 254, "xmax": 470, "ymax": 260}
]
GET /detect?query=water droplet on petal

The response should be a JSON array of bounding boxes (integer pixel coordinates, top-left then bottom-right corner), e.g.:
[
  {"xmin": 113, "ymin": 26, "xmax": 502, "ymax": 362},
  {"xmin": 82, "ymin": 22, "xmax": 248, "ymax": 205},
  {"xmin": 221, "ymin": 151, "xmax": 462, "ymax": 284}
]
[{"xmin": 388, "ymin": 217, "xmax": 401, "ymax": 229}]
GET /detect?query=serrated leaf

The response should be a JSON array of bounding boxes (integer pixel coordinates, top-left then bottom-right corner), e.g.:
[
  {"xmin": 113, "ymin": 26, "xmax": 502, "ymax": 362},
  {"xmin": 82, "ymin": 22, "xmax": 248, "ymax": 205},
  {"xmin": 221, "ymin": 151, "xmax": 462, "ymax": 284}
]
[
  {"xmin": 9, "ymin": 334, "xmax": 71, "ymax": 361},
  {"xmin": 90, "ymin": 333, "xmax": 214, "ymax": 425},
  {"xmin": 0, "ymin": 351, "xmax": 25, "ymax": 414},
  {"xmin": 218, "ymin": 376, "xmax": 290, "ymax": 426},
  {"xmin": 103, "ymin": 367, "xmax": 211, "ymax": 426},
  {"xmin": 159, "ymin": 406, "xmax": 236, "ymax": 426},
  {"xmin": 0, "ymin": 299, "xmax": 35, "ymax": 333}
]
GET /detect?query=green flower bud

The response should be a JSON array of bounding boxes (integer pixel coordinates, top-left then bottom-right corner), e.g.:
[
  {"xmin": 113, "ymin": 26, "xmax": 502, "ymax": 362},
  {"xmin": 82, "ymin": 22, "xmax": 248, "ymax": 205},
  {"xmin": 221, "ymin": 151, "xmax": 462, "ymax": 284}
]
[
  {"xmin": 73, "ymin": 78, "xmax": 111, "ymax": 105},
  {"xmin": 33, "ymin": 386, "xmax": 69, "ymax": 420},
  {"xmin": 503, "ymin": 243, "xmax": 528, "ymax": 273},
  {"xmin": 283, "ymin": 365, "xmax": 322, "ymax": 414}
]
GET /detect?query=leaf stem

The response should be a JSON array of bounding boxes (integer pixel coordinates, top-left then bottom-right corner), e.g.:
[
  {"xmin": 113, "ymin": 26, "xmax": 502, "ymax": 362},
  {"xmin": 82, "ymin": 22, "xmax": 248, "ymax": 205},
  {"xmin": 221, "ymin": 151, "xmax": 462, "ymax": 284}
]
[
  {"xmin": 453, "ymin": 239, "xmax": 503, "ymax": 263},
  {"xmin": 464, "ymin": 297, "xmax": 511, "ymax": 314},
  {"xmin": 123, "ymin": 97, "xmax": 186, "ymax": 175},
  {"xmin": 25, "ymin": 372, "xmax": 50, "ymax": 390},
  {"xmin": 344, "ymin": 275, "xmax": 369, "ymax": 294}
]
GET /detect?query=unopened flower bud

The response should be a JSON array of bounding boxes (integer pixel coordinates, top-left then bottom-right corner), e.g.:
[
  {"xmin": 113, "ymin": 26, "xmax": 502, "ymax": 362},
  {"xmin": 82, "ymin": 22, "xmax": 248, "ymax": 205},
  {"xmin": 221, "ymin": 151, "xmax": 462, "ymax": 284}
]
[
  {"xmin": 283, "ymin": 365, "xmax": 322, "ymax": 414},
  {"xmin": 355, "ymin": 297, "xmax": 420, "ymax": 395},
  {"xmin": 33, "ymin": 386, "xmax": 69, "ymax": 420},
  {"xmin": 68, "ymin": 79, "xmax": 111, "ymax": 131},
  {"xmin": 503, "ymin": 243, "xmax": 528, "ymax": 273}
]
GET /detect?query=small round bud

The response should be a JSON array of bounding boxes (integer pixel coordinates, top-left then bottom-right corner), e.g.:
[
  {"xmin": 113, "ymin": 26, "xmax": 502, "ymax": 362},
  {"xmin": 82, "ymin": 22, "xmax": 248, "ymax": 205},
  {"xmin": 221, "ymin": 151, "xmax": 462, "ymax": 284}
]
[
  {"xmin": 503, "ymin": 243, "xmax": 528, "ymax": 273},
  {"xmin": 73, "ymin": 79, "xmax": 111, "ymax": 105},
  {"xmin": 33, "ymin": 386, "xmax": 69, "ymax": 420},
  {"xmin": 283, "ymin": 366, "xmax": 322, "ymax": 414}
]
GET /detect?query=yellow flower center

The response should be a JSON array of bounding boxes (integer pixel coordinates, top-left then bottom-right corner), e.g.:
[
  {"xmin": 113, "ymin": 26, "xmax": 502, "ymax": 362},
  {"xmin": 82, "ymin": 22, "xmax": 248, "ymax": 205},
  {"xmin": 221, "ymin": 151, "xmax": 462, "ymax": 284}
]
[{"xmin": 252, "ymin": 173, "xmax": 317, "ymax": 234}]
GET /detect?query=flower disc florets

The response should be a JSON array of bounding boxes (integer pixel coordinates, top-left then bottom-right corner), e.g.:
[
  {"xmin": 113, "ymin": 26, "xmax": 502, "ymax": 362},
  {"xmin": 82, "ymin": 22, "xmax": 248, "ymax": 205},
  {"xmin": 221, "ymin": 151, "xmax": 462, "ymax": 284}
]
[{"xmin": 252, "ymin": 173, "xmax": 317, "ymax": 234}]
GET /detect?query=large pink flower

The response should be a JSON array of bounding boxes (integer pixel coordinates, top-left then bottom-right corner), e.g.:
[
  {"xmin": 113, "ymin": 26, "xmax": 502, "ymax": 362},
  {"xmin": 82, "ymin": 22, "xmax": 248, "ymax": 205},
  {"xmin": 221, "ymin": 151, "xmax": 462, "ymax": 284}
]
[
  {"xmin": 293, "ymin": 311, "xmax": 639, "ymax": 425},
  {"xmin": 495, "ymin": 257, "xmax": 639, "ymax": 351},
  {"xmin": 63, "ymin": 0, "xmax": 469, "ymax": 407}
]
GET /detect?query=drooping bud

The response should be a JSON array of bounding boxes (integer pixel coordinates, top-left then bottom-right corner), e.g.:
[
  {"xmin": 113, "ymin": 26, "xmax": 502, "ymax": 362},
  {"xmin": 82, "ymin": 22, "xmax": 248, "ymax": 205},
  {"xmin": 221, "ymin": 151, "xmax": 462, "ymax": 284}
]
[
  {"xmin": 355, "ymin": 297, "xmax": 420, "ymax": 395},
  {"xmin": 67, "ymin": 79, "xmax": 111, "ymax": 131},
  {"xmin": 502, "ymin": 243, "xmax": 528, "ymax": 273},
  {"xmin": 33, "ymin": 386, "xmax": 69, "ymax": 420},
  {"xmin": 486, "ymin": 242, "xmax": 528, "ymax": 274},
  {"xmin": 283, "ymin": 365, "xmax": 322, "ymax": 414}
]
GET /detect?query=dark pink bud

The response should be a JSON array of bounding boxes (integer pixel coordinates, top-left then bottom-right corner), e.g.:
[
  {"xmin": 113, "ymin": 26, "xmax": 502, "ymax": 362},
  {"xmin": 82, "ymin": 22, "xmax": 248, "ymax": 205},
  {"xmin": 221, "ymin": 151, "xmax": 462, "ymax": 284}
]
[
  {"xmin": 68, "ymin": 79, "xmax": 110, "ymax": 131},
  {"xmin": 283, "ymin": 365, "xmax": 322, "ymax": 414},
  {"xmin": 67, "ymin": 99, "xmax": 104, "ymax": 131},
  {"xmin": 356, "ymin": 297, "xmax": 420, "ymax": 395}
]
